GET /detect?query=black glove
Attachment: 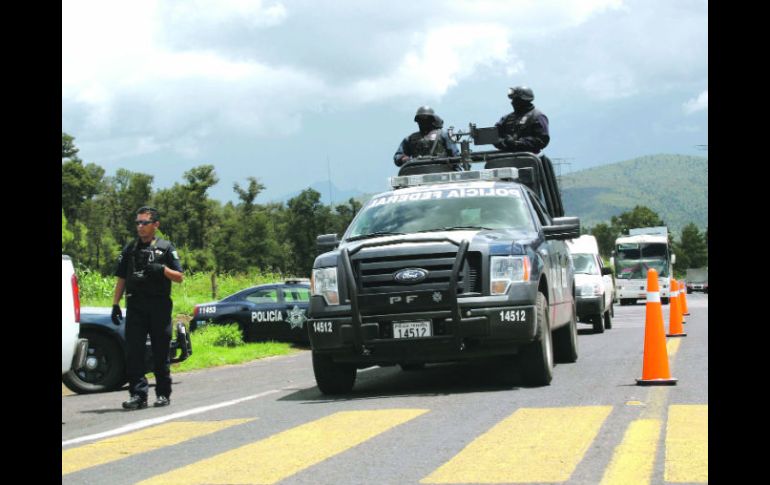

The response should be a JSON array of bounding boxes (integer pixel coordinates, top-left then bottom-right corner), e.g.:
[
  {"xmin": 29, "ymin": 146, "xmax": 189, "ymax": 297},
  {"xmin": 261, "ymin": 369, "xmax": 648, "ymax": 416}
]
[
  {"xmin": 147, "ymin": 263, "xmax": 165, "ymax": 275},
  {"xmin": 111, "ymin": 304, "xmax": 123, "ymax": 326}
]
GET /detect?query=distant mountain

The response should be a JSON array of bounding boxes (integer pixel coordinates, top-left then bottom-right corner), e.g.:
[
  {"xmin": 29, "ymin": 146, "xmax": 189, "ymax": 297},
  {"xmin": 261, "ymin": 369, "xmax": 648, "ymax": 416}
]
[
  {"xmin": 270, "ymin": 181, "xmax": 366, "ymax": 205},
  {"xmin": 559, "ymin": 154, "xmax": 707, "ymax": 237}
]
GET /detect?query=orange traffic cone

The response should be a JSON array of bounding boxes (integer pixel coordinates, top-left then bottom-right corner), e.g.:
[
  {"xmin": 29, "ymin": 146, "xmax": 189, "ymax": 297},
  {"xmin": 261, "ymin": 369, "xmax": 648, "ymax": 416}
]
[
  {"xmin": 637, "ymin": 269, "xmax": 677, "ymax": 386},
  {"xmin": 667, "ymin": 279, "xmax": 687, "ymax": 337},
  {"xmin": 680, "ymin": 280, "xmax": 690, "ymax": 317}
]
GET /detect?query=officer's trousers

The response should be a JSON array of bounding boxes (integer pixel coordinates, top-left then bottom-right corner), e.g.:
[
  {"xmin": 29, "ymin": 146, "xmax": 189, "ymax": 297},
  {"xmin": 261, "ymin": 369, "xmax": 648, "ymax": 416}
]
[{"xmin": 125, "ymin": 294, "xmax": 173, "ymax": 399}]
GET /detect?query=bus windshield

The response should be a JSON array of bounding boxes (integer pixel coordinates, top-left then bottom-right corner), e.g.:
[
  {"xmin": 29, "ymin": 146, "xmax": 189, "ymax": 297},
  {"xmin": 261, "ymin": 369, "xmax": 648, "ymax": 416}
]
[{"xmin": 615, "ymin": 243, "xmax": 670, "ymax": 279}]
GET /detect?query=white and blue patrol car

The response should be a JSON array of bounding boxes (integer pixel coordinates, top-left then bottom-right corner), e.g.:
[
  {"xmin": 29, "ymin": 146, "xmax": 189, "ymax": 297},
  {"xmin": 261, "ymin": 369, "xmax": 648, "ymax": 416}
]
[{"xmin": 190, "ymin": 280, "xmax": 311, "ymax": 343}]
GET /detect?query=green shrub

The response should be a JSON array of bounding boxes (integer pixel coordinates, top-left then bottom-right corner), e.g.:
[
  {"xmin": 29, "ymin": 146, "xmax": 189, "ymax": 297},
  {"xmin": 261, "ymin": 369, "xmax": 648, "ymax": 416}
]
[
  {"xmin": 193, "ymin": 324, "xmax": 244, "ymax": 348},
  {"xmin": 76, "ymin": 267, "xmax": 115, "ymax": 302}
]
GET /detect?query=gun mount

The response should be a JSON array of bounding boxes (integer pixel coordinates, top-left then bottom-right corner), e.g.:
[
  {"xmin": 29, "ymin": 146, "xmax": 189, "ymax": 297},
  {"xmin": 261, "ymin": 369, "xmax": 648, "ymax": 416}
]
[{"xmin": 397, "ymin": 123, "xmax": 565, "ymax": 218}]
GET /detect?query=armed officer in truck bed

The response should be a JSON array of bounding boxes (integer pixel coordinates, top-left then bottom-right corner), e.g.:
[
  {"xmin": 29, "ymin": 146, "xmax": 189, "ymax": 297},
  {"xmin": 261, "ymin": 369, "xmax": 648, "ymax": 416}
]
[
  {"xmin": 394, "ymin": 106, "xmax": 460, "ymax": 167},
  {"xmin": 494, "ymin": 86, "xmax": 550, "ymax": 154},
  {"xmin": 111, "ymin": 207, "xmax": 184, "ymax": 410}
]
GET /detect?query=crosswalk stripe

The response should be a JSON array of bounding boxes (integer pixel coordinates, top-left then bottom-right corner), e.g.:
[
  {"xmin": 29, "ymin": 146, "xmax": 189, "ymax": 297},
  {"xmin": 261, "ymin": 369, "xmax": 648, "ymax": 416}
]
[
  {"xmin": 138, "ymin": 409, "xmax": 428, "ymax": 485},
  {"xmin": 421, "ymin": 406, "xmax": 613, "ymax": 483},
  {"xmin": 599, "ymin": 418, "xmax": 662, "ymax": 485},
  {"xmin": 62, "ymin": 419, "xmax": 253, "ymax": 476},
  {"xmin": 665, "ymin": 404, "xmax": 708, "ymax": 483}
]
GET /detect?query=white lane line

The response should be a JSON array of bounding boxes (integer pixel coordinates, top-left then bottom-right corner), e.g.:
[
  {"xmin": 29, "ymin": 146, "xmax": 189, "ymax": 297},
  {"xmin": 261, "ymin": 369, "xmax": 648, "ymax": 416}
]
[{"xmin": 62, "ymin": 389, "xmax": 281, "ymax": 447}]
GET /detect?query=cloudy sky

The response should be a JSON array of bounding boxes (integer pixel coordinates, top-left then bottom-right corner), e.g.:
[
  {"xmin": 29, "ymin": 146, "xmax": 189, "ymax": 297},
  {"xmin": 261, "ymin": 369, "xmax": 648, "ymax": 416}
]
[{"xmin": 62, "ymin": 0, "xmax": 708, "ymax": 204}]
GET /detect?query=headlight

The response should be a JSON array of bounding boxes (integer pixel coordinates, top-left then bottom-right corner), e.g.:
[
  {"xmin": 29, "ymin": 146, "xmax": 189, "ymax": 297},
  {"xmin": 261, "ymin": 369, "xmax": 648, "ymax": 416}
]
[
  {"xmin": 490, "ymin": 256, "xmax": 530, "ymax": 295},
  {"xmin": 578, "ymin": 283, "xmax": 602, "ymax": 297},
  {"xmin": 311, "ymin": 267, "xmax": 340, "ymax": 305}
]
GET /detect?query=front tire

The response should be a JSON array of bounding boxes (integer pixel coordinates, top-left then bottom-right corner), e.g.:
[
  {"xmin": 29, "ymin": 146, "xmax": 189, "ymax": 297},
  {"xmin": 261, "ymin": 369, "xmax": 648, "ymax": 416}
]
[
  {"xmin": 604, "ymin": 307, "xmax": 613, "ymax": 329},
  {"xmin": 62, "ymin": 332, "xmax": 126, "ymax": 394},
  {"xmin": 312, "ymin": 352, "xmax": 356, "ymax": 394},
  {"xmin": 520, "ymin": 292, "xmax": 553, "ymax": 386}
]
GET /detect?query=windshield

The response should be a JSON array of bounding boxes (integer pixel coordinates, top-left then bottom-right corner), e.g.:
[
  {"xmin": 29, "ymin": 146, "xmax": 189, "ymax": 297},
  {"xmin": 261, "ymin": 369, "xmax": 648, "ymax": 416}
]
[
  {"xmin": 572, "ymin": 254, "xmax": 600, "ymax": 275},
  {"xmin": 346, "ymin": 186, "xmax": 535, "ymax": 239},
  {"xmin": 615, "ymin": 242, "xmax": 670, "ymax": 279}
]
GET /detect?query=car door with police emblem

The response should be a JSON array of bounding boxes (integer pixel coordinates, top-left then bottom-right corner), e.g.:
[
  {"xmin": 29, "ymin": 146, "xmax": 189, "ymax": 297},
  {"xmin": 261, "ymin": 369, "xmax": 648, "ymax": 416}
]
[
  {"xmin": 280, "ymin": 286, "xmax": 311, "ymax": 342},
  {"xmin": 243, "ymin": 286, "xmax": 286, "ymax": 341}
]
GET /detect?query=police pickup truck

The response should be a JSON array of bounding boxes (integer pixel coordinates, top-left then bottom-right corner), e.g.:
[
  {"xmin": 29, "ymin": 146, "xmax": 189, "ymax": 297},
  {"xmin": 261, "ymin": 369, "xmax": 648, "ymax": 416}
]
[{"xmin": 308, "ymin": 145, "xmax": 580, "ymax": 394}]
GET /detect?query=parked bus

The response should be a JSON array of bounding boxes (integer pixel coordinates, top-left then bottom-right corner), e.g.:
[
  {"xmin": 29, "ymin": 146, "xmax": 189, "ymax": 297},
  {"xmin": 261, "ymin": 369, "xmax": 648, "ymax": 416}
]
[{"xmin": 611, "ymin": 227, "xmax": 675, "ymax": 305}]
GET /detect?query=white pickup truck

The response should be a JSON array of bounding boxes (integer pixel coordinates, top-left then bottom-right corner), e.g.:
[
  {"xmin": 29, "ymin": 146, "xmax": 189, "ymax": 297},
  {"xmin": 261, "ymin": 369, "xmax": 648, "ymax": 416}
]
[{"xmin": 62, "ymin": 255, "xmax": 88, "ymax": 374}]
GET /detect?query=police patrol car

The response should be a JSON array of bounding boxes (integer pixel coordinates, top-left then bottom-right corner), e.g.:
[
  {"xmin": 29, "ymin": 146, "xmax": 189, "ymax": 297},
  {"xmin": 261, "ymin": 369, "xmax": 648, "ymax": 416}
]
[
  {"xmin": 308, "ymin": 141, "xmax": 581, "ymax": 394},
  {"xmin": 190, "ymin": 280, "xmax": 311, "ymax": 343},
  {"xmin": 62, "ymin": 306, "xmax": 191, "ymax": 394}
]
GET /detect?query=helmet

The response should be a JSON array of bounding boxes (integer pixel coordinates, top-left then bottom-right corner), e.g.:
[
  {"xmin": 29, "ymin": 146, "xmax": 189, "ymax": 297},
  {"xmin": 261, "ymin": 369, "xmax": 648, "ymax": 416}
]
[
  {"xmin": 414, "ymin": 105, "xmax": 436, "ymax": 122},
  {"xmin": 507, "ymin": 86, "xmax": 534, "ymax": 102}
]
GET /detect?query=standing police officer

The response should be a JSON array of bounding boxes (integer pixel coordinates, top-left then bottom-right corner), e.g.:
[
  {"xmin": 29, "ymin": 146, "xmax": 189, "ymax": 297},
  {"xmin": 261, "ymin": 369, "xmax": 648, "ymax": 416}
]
[
  {"xmin": 111, "ymin": 207, "xmax": 184, "ymax": 410},
  {"xmin": 394, "ymin": 106, "xmax": 460, "ymax": 167},
  {"xmin": 494, "ymin": 86, "xmax": 550, "ymax": 154}
]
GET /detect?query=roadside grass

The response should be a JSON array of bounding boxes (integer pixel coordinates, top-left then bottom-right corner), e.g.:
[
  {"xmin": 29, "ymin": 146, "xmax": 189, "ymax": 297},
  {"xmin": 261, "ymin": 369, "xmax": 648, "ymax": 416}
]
[
  {"xmin": 78, "ymin": 270, "xmax": 308, "ymax": 372},
  {"xmin": 172, "ymin": 325, "xmax": 299, "ymax": 373},
  {"xmin": 77, "ymin": 269, "xmax": 298, "ymax": 317}
]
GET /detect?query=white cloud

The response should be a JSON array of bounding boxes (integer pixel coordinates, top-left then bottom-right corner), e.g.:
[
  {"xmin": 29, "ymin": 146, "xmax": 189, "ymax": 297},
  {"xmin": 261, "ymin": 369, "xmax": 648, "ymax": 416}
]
[
  {"xmin": 160, "ymin": 0, "xmax": 287, "ymax": 28},
  {"xmin": 348, "ymin": 23, "xmax": 515, "ymax": 102},
  {"xmin": 683, "ymin": 89, "xmax": 708, "ymax": 114},
  {"xmin": 62, "ymin": 0, "xmax": 704, "ymax": 164}
]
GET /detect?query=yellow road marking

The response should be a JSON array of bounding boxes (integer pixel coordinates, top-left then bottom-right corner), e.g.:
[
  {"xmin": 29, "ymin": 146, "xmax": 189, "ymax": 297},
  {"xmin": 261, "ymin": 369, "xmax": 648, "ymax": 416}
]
[
  {"xmin": 665, "ymin": 405, "xmax": 708, "ymax": 483},
  {"xmin": 138, "ymin": 409, "xmax": 428, "ymax": 485},
  {"xmin": 62, "ymin": 419, "xmax": 252, "ymax": 476},
  {"xmin": 666, "ymin": 337, "xmax": 681, "ymax": 358},
  {"xmin": 599, "ymin": 418, "xmax": 661, "ymax": 485},
  {"xmin": 421, "ymin": 406, "xmax": 612, "ymax": 483}
]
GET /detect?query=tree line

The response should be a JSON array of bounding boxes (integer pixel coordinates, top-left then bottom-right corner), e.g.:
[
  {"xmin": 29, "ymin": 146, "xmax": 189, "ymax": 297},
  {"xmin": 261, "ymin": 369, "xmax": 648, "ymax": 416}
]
[
  {"xmin": 63, "ymin": 132, "xmax": 707, "ymax": 278},
  {"xmin": 62, "ymin": 133, "xmax": 361, "ymax": 277}
]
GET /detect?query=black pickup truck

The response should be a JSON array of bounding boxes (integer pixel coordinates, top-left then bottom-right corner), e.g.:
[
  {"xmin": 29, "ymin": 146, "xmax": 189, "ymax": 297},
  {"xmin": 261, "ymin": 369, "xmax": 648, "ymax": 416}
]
[{"xmin": 308, "ymin": 149, "xmax": 580, "ymax": 394}]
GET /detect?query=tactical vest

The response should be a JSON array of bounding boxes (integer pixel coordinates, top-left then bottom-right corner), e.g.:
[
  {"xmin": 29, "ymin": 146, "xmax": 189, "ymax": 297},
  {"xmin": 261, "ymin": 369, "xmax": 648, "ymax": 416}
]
[
  {"xmin": 406, "ymin": 129, "xmax": 449, "ymax": 157},
  {"xmin": 125, "ymin": 238, "xmax": 173, "ymax": 297},
  {"xmin": 499, "ymin": 107, "xmax": 543, "ymax": 139}
]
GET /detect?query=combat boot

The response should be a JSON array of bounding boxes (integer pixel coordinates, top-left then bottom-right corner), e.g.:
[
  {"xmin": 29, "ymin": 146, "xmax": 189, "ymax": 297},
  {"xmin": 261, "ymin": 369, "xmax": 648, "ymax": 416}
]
[{"xmin": 122, "ymin": 395, "xmax": 148, "ymax": 410}]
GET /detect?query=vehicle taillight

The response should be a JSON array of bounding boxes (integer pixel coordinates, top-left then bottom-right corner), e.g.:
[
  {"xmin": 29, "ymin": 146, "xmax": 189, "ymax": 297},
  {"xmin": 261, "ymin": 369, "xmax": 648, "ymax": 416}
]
[
  {"xmin": 71, "ymin": 273, "xmax": 80, "ymax": 323},
  {"xmin": 193, "ymin": 305, "xmax": 199, "ymax": 317}
]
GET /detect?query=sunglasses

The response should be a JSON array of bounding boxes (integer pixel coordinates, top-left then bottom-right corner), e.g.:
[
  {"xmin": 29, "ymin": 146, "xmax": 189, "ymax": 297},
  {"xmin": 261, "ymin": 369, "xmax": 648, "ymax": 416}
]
[{"xmin": 135, "ymin": 220, "xmax": 155, "ymax": 226}]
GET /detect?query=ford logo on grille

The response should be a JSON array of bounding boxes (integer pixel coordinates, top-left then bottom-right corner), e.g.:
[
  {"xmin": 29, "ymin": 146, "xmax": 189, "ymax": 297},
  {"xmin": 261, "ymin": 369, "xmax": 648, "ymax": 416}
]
[{"xmin": 394, "ymin": 268, "xmax": 428, "ymax": 284}]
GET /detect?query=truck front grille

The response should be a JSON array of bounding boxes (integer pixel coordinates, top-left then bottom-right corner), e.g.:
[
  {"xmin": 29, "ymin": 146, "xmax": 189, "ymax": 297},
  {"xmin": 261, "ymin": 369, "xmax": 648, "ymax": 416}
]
[{"xmin": 353, "ymin": 250, "xmax": 481, "ymax": 295}]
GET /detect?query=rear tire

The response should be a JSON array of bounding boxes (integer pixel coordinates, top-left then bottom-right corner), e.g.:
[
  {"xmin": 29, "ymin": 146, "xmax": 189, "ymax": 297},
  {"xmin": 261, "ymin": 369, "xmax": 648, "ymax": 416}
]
[
  {"xmin": 603, "ymin": 308, "xmax": 612, "ymax": 329},
  {"xmin": 520, "ymin": 292, "xmax": 553, "ymax": 386},
  {"xmin": 592, "ymin": 314, "xmax": 604, "ymax": 334},
  {"xmin": 62, "ymin": 332, "xmax": 126, "ymax": 394},
  {"xmin": 312, "ymin": 352, "xmax": 356, "ymax": 394},
  {"xmin": 553, "ymin": 302, "xmax": 578, "ymax": 363}
]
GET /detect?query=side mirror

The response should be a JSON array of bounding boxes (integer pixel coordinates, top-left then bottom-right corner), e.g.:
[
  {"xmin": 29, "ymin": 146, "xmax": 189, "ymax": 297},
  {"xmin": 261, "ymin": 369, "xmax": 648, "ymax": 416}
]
[
  {"xmin": 601, "ymin": 267, "xmax": 613, "ymax": 276},
  {"xmin": 316, "ymin": 234, "xmax": 340, "ymax": 253},
  {"xmin": 544, "ymin": 217, "xmax": 580, "ymax": 241}
]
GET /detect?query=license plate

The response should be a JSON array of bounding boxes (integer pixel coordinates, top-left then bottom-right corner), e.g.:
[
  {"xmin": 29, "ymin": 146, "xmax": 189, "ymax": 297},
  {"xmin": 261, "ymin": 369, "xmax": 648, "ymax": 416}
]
[{"xmin": 393, "ymin": 320, "xmax": 432, "ymax": 339}]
